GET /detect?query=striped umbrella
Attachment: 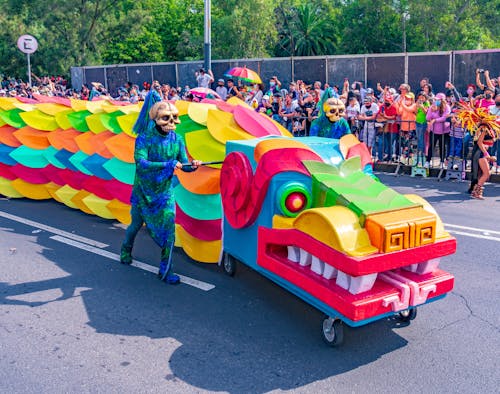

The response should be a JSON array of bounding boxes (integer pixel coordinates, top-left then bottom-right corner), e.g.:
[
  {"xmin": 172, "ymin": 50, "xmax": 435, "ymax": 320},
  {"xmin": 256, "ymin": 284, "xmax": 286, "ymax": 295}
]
[{"xmin": 224, "ymin": 66, "xmax": 262, "ymax": 84}]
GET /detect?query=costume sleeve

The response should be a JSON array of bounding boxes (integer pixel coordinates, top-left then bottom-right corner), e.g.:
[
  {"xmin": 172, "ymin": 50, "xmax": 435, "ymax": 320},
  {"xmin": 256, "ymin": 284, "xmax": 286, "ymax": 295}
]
[
  {"xmin": 177, "ymin": 136, "xmax": 197, "ymax": 173},
  {"xmin": 134, "ymin": 133, "xmax": 171, "ymax": 170},
  {"xmin": 340, "ymin": 117, "xmax": 352, "ymax": 134},
  {"xmin": 309, "ymin": 122, "xmax": 319, "ymax": 136}
]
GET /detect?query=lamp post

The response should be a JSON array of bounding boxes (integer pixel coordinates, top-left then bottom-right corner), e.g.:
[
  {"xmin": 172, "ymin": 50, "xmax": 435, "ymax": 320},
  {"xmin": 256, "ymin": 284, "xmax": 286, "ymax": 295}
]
[{"xmin": 204, "ymin": 0, "xmax": 211, "ymax": 72}]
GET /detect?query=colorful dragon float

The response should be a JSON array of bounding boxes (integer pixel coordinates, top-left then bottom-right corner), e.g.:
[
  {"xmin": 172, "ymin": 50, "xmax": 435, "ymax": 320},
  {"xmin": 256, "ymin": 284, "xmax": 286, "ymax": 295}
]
[{"xmin": 0, "ymin": 94, "xmax": 456, "ymax": 345}]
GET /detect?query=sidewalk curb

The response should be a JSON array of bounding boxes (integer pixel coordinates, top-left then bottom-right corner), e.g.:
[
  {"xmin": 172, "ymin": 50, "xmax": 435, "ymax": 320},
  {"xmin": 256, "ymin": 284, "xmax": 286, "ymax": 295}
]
[{"xmin": 374, "ymin": 163, "xmax": 500, "ymax": 183}]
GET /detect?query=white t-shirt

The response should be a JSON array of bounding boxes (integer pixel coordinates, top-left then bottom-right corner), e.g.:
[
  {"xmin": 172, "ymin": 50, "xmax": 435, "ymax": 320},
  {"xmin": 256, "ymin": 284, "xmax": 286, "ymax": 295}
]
[
  {"xmin": 346, "ymin": 102, "xmax": 360, "ymax": 119},
  {"xmin": 196, "ymin": 73, "xmax": 212, "ymax": 88},
  {"xmin": 360, "ymin": 103, "xmax": 379, "ymax": 119}
]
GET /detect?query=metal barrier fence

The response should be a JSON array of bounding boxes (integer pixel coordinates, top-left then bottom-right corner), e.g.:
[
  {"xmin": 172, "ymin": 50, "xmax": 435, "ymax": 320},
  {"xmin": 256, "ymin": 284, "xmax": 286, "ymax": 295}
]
[
  {"xmin": 275, "ymin": 116, "xmax": 499, "ymax": 178},
  {"xmin": 71, "ymin": 49, "xmax": 500, "ymax": 97}
]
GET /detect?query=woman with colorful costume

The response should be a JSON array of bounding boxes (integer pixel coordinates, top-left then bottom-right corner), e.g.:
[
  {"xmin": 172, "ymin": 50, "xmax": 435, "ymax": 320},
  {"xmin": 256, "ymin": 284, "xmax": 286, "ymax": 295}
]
[
  {"xmin": 120, "ymin": 100, "xmax": 200, "ymax": 283},
  {"xmin": 456, "ymin": 101, "xmax": 499, "ymax": 199}
]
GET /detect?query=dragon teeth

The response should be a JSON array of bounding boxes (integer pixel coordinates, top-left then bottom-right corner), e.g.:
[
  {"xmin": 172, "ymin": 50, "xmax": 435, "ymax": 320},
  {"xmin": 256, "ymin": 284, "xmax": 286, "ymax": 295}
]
[
  {"xmin": 336, "ymin": 270, "xmax": 351, "ymax": 289},
  {"xmin": 323, "ymin": 263, "xmax": 338, "ymax": 280},
  {"xmin": 348, "ymin": 273, "xmax": 378, "ymax": 294},
  {"xmin": 416, "ymin": 257, "xmax": 441, "ymax": 274},
  {"xmin": 287, "ymin": 246, "xmax": 300, "ymax": 263},
  {"xmin": 311, "ymin": 256, "xmax": 325, "ymax": 275},
  {"xmin": 299, "ymin": 249, "xmax": 312, "ymax": 266}
]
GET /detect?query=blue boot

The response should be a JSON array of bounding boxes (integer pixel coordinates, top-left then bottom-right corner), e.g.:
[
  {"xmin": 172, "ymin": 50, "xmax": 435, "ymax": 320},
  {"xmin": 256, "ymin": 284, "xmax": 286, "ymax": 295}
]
[
  {"xmin": 165, "ymin": 273, "xmax": 180, "ymax": 284},
  {"xmin": 158, "ymin": 262, "xmax": 180, "ymax": 285}
]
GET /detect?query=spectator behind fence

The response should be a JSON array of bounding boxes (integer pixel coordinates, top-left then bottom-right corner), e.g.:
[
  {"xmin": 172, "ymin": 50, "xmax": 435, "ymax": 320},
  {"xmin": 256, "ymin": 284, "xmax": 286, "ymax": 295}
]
[
  {"xmin": 216, "ymin": 79, "xmax": 227, "ymax": 101},
  {"xmin": 346, "ymin": 96, "xmax": 361, "ymax": 136},
  {"xmin": 195, "ymin": 68, "xmax": 214, "ymax": 88},
  {"xmin": 358, "ymin": 97, "xmax": 378, "ymax": 156},
  {"xmin": 227, "ymin": 79, "xmax": 242, "ymax": 100},
  {"xmin": 415, "ymin": 93, "xmax": 430, "ymax": 166},
  {"xmin": 376, "ymin": 91, "xmax": 399, "ymax": 162},
  {"xmin": 489, "ymin": 94, "xmax": 500, "ymax": 172},
  {"xmin": 425, "ymin": 92, "xmax": 451, "ymax": 168},
  {"xmin": 476, "ymin": 86, "xmax": 495, "ymax": 109}
]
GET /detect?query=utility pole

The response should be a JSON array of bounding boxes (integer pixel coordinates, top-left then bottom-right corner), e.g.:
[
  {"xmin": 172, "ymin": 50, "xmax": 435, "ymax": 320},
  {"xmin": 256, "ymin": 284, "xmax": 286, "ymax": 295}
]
[{"xmin": 204, "ymin": 0, "xmax": 211, "ymax": 72}]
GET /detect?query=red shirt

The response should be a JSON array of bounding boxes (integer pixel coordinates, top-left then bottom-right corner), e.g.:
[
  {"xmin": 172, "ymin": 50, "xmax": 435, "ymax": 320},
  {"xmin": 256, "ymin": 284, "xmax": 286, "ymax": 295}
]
[{"xmin": 378, "ymin": 103, "xmax": 399, "ymax": 133}]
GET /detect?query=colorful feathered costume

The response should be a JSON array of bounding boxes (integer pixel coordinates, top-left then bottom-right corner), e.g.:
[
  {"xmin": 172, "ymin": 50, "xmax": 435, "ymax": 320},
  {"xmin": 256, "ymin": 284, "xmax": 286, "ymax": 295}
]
[
  {"xmin": 455, "ymin": 100, "xmax": 499, "ymax": 198},
  {"xmin": 121, "ymin": 100, "xmax": 196, "ymax": 283}
]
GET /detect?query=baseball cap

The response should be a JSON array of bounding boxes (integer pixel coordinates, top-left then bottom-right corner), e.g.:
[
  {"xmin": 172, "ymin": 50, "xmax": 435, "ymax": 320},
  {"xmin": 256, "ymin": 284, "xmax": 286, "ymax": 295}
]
[
  {"xmin": 218, "ymin": 79, "xmax": 224, "ymax": 83},
  {"xmin": 262, "ymin": 94, "xmax": 270, "ymax": 100},
  {"xmin": 366, "ymin": 88, "xmax": 374, "ymax": 94}
]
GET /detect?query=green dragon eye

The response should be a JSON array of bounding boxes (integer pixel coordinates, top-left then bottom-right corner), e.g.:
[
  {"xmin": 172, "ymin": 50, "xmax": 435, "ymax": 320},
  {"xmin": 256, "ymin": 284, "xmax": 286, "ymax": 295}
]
[{"xmin": 276, "ymin": 182, "xmax": 312, "ymax": 217}]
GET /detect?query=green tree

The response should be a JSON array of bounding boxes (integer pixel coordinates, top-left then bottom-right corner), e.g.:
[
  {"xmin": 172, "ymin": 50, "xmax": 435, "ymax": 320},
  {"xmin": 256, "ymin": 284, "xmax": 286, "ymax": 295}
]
[
  {"xmin": 337, "ymin": 0, "xmax": 402, "ymax": 54},
  {"xmin": 212, "ymin": 0, "xmax": 277, "ymax": 59},
  {"xmin": 275, "ymin": 1, "xmax": 338, "ymax": 57},
  {"xmin": 405, "ymin": 0, "xmax": 500, "ymax": 51}
]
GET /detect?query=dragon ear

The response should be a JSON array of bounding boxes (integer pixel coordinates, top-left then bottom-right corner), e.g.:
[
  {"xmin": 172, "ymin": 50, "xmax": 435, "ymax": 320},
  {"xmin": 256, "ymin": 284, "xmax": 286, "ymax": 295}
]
[
  {"xmin": 302, "ymin": 160, "xmax": 340, "ymax": 176},
  {"xmin": 339, "ymin": 156, "xmax": 362, "ymax": 177}
]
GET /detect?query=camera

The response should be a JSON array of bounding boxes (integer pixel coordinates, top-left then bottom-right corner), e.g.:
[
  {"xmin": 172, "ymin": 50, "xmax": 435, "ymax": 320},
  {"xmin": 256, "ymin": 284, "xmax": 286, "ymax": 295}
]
[{"xmin": 478, "ymin": 69, "xmax": 485, "ymax": 73}]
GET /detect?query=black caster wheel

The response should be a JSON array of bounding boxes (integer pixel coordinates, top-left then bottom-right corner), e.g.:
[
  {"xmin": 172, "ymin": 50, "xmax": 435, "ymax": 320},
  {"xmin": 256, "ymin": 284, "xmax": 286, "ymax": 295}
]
[
  {"xmin": 221, "ymin": 252, "xmax": 237, "ymax": 276},
  {"xmin": 397, "ymin": 307, "xmax": 417, "ymax": 322},
  {"xmin": 322, "ymin": 317, "xmax": 344, "ymax": 347}
]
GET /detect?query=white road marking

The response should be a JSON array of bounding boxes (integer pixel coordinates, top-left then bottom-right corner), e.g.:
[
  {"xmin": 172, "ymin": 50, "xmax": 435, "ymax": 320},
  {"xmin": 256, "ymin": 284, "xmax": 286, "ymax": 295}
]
[
  {"xmin": 50, "ymin": 235, "xmax": 215, "ymax": 291},
  {"xmin": 0, "ymin": 211, "xmax": 108, "ymax": 248},
  {"xmin": 444, "ymin": 223, "xmax": 500, "ymax": 236},
  {"xmin": 446, "ymin": 230, "xmax": 500, "ymax": 243}
]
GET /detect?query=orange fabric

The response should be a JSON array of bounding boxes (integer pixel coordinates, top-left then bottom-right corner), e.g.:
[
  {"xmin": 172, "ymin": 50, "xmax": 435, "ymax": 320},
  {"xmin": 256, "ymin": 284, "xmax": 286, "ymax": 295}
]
[
  {"xmin": 175, "ymin": 165, "xmax": 221, "ymax": 195},
  {"xmin": 0, "ymin": 125, "xmax": 21, "ymax": 147},
  {"xmin": 103, "ymin": 132, "xmax": 135, "ymax": 163},
  {"xmin": 46, "ymin": 128, "xmax": 81, "ymax": 152}
]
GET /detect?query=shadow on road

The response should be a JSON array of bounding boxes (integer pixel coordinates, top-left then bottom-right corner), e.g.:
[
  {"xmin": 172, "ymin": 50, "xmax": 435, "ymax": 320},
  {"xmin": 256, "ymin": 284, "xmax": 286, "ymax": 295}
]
[{"xmin": 0, "ymin": 222, "xmax": 410, "ymax": 392}]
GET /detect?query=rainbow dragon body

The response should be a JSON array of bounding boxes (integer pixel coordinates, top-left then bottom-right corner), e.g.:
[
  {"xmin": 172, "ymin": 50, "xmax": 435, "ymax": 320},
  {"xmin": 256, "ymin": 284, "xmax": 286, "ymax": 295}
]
[{"xmin": 0, "ymin": 95, "xmax": 456, "ymax": 340}]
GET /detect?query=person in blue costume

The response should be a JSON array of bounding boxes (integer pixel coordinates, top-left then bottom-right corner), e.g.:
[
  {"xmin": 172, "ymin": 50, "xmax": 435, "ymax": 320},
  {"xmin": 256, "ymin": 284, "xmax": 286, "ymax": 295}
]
[
  {"xmin": 309, "ymin": 88, "xmax": 351, "ymax": 139},
  {"xmin": 120, "ymin": 101, "xmax": 201, "ymax": 284}
]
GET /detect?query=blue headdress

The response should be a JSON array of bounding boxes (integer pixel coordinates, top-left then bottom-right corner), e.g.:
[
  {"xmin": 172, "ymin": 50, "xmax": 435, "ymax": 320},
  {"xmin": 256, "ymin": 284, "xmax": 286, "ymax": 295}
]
[
  {"xmin": 132, "ymin": 89, "xmax": 162, "ymax": 135},
  {"xmin": 310, "ymin": 87, "xmax": 340, "ymax": 136}
]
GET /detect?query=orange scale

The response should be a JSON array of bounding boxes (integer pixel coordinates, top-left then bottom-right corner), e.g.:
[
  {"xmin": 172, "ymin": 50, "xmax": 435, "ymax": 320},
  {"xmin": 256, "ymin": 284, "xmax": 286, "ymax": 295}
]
[
  {"xmin": 0, "ymin": 125, "xmax": 21, "ymax": 147},
  {"xmin": 89, "ymin": 131, "xmax": 115, "ymax": 159},
  {"xmin": 47, "ymin": 128, "xmax": 81, "ymax": 152},
  {"xmin": 74, "ymin": 132, "xmax": 96, "ymax": 155},
  {"xmin": 13, "ymin": 127, "xmax": 51, "ymax": 150}
]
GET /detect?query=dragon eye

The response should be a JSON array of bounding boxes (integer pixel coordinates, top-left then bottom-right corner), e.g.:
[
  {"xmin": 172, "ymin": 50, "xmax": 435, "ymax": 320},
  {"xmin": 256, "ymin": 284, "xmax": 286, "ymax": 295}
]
[
  {"xmin": 285, "ymin": 192, "xmax": 307, "ymax": 213},
  {"xmin": 277, "ymin": 182, "xmax": 312, "ymax": 217}
]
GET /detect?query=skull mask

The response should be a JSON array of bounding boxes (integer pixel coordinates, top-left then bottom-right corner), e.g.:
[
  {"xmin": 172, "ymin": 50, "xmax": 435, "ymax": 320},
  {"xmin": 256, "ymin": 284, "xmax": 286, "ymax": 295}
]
[
  {"xmin": 149, "ymin": 101, "xmax": 180, "ymax": 134},
  {"xmin": 323, "ymin": 97, "xmax": 345, "ymax": 123}
]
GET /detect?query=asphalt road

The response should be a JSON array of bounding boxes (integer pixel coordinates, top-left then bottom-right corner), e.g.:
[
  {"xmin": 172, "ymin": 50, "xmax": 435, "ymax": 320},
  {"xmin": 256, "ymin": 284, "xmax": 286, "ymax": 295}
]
[{"xmin": 0, "ymin": 173, "xmax": 499, "ymax": 393}]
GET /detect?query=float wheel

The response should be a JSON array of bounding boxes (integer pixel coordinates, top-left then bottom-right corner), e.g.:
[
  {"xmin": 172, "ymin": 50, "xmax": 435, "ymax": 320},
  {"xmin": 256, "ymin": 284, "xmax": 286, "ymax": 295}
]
[{"xmin": 322, "ymin": 317, "xmax": 344, "ymax": 347}]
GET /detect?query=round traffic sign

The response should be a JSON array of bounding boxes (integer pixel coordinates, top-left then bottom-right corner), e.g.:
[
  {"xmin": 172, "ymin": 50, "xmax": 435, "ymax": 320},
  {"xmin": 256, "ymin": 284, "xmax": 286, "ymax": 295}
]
[{"xmin": 17, "ymin": 35, "xmax": 38, "ymax": 54}]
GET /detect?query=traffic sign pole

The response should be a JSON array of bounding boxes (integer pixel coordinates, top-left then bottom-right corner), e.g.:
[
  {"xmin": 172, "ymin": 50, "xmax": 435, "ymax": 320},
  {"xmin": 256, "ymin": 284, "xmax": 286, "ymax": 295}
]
[
  {"xmin": 27, "ymin": 53, "xmax": 31, "ymax": 87},
  {"xmin": 17, "ymin": 34, "xmax": 38, "ymax": 87}
]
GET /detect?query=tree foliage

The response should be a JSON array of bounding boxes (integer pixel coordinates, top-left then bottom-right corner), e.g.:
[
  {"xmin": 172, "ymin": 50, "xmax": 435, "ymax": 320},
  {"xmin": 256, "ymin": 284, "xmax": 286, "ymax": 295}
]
[{"xmin": 0, "ymin": 0, "xmax": 497, "ymax": 78}]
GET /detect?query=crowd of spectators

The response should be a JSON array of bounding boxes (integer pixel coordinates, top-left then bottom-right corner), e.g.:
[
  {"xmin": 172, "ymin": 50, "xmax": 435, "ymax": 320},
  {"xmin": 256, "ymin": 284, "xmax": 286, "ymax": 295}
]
[{"xmin": 2, "ymin": 68, "xmax": 499, "ymax": 172}]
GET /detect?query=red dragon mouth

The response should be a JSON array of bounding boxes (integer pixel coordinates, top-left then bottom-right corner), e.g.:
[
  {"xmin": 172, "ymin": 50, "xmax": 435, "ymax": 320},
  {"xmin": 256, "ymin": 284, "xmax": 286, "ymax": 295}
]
[{"xmin": 257, "ymin": 227, "xmax": 455, "ymax": 323}]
